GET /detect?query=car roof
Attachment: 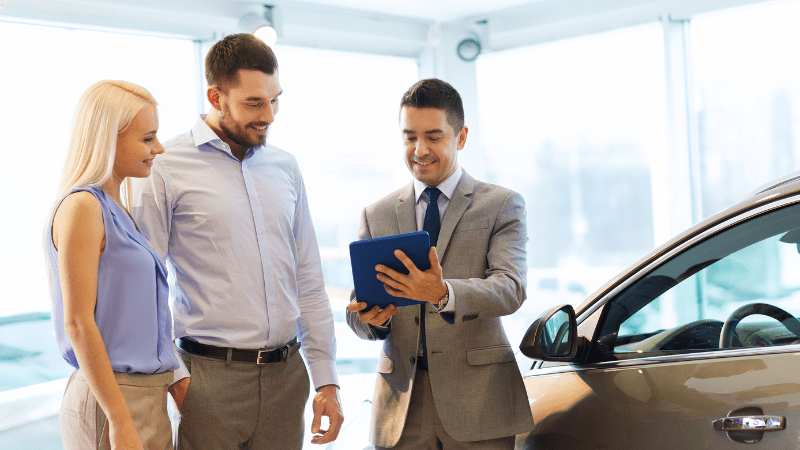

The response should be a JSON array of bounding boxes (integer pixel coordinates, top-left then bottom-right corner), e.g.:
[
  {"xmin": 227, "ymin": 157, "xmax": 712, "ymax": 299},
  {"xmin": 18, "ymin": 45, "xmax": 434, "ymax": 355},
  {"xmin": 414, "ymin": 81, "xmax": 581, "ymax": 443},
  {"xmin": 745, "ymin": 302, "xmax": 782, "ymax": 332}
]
[
  {"xmin": 745, "ymin": 169, "xmax": 800, "ymax": 198},
  {"xmin": 575, "ymin": 171, "xmax": 800, "ymax": 316}
]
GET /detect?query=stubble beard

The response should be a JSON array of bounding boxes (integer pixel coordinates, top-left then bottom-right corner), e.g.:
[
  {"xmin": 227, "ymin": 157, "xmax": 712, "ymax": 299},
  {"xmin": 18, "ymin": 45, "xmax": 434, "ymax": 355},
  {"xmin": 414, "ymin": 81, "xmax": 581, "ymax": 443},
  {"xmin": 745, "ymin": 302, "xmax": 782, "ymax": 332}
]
[{"xmin": 219, "ymin": 108, "xmax": 267, "ymax": 151}]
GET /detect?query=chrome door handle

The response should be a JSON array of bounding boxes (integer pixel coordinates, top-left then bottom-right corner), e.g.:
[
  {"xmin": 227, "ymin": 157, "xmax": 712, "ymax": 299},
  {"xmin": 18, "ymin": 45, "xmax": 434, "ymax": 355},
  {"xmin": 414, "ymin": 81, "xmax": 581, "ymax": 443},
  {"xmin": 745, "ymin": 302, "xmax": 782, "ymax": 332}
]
[{"xmin": 713, "ymin": 416, "xmax": 785, "ymax": 432}]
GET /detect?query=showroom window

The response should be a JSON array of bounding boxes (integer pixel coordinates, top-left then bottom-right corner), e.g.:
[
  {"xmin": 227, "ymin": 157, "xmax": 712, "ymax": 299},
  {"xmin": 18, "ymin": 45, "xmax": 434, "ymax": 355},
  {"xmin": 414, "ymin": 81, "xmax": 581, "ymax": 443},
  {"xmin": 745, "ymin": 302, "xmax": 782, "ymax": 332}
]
[
  {"xmin": 475, "ymin": 24, "xmax": 668, "ymax": 344},
  {"xmin": 692, "ymin": 0, "xmax": 800, "ymax": 216}
]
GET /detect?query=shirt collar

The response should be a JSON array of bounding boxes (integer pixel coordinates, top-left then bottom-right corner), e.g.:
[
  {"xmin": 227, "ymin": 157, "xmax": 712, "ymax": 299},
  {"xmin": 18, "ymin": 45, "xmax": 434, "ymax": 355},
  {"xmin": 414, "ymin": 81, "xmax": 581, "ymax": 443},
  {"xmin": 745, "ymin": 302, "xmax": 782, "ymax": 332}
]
[
  {"xmin": 191, "ymin": 115, "xmax": 262, "ymax": 158},
  {"xmin": 414, "ymin": 166, "xmax": 463, "ymax": 203}
]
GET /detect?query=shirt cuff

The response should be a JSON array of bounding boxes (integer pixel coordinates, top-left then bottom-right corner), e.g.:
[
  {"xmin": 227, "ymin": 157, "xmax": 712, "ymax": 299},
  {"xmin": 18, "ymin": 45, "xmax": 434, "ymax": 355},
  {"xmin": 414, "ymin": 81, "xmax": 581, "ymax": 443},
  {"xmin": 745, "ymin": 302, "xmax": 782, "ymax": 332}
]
[
  {"xmin": 439, "ymin": 280, "xmax": 456, "ymax": 313},
  {"xmin": 307, "ymin": 358, "xmax": 339, "ymax": 391}
]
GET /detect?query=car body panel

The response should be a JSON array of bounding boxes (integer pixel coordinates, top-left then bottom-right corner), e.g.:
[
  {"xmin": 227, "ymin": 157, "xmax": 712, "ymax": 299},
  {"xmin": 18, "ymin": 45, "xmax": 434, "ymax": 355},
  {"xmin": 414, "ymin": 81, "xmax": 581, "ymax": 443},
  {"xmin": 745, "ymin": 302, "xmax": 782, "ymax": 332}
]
[
  {"xmin": 519, "ymin": 349, "xmax": 800, "ymax": 449},
  {"xmin": 517, "ymin": 177, "xmax": 800, "ymax": 449}
]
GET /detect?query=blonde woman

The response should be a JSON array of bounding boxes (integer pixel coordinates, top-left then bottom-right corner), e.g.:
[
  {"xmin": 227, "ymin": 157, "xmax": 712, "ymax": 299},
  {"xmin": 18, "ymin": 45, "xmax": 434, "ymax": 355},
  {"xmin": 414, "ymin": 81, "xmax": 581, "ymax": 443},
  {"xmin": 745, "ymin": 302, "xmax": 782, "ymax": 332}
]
[{"xmin": 45, "ymin": 80, "xmax": 177, "ymax": 450}]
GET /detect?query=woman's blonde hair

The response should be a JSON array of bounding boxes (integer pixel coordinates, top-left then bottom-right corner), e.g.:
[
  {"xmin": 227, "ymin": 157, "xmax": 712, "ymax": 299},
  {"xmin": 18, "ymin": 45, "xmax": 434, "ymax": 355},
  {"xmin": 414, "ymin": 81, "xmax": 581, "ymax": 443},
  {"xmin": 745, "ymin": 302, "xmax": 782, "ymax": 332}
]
[{"xmin": 56, "ymin": 80, "xmax": 157, "ymax": 204}]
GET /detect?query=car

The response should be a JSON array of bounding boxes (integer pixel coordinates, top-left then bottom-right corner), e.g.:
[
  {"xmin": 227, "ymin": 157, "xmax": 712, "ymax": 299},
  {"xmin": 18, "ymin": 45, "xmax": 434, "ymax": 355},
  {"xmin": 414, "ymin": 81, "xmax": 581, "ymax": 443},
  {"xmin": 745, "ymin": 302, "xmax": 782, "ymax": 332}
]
[{"xmin": 515, "ymin": 172, "xmax": 800, "ymax": 449}]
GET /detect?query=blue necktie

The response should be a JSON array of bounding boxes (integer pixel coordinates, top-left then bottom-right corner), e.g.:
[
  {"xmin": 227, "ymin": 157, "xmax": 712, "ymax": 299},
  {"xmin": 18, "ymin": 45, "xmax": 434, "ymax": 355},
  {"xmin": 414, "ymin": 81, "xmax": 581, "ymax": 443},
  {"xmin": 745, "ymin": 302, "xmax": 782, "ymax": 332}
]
[{"xmin": 419, "ymin": 187, "xmax": 441, "ymax": 370}]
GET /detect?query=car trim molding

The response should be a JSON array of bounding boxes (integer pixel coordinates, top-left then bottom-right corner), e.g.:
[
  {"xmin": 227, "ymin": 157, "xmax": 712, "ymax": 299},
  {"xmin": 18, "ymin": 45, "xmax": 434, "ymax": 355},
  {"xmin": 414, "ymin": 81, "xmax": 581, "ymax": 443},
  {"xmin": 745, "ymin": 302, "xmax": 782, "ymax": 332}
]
[{"xmin": 529, "ymin": 344, "xmax": 800, "ymax": 376}]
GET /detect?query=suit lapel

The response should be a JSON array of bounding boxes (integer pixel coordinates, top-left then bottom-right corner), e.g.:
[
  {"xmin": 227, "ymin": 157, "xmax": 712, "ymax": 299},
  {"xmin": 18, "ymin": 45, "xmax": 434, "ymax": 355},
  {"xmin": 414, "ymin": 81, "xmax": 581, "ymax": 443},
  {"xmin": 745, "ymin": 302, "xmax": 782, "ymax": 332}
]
[
  {"xmin": 436, "ymin": 171, "xmax": 475, "ymax": 263},
  {"xmin": 395, "ymin": 183, "xmax": 417, "ymax": 234}
]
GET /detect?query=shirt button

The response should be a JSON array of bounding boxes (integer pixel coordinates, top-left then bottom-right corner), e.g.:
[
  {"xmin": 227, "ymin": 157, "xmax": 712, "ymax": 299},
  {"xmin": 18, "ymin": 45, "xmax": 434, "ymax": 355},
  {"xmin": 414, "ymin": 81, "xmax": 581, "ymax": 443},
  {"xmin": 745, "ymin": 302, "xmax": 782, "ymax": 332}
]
[{"xmin": 410, "ymin": 357, "xmax": 416, "ymax": 365}]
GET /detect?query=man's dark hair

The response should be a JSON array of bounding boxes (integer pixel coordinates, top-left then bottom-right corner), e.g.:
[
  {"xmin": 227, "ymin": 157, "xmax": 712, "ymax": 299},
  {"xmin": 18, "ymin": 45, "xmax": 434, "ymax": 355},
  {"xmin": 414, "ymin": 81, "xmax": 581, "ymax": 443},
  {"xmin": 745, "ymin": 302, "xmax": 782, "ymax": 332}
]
[
  {"xmin": 400, "ymin": 78, "xmax": 464, "ymax": 133},
  {"xmin": 205, "ymin": 33, "xmax": 278, "ymax": 90}
]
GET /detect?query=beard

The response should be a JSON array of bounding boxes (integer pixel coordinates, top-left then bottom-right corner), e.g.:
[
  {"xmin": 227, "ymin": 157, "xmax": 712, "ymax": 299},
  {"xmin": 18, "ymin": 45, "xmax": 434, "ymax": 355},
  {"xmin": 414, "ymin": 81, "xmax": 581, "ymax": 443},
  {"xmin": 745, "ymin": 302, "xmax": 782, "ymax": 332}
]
[{"xmin": 219, "ymin": 106, "xmax": 268, "ymax": 150}]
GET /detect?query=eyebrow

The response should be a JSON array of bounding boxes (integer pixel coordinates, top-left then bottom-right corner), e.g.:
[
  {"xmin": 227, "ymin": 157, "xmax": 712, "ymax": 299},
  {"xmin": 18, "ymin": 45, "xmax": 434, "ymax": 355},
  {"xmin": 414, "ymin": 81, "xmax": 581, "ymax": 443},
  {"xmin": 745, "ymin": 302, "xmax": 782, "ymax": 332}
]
[
  {"xmin": 403, "ymin": 128, "xmax": 445, "ymax": 134},
  {"xmin": 244, "ymin": 90, "xmax": 283, "ymax": 102}
]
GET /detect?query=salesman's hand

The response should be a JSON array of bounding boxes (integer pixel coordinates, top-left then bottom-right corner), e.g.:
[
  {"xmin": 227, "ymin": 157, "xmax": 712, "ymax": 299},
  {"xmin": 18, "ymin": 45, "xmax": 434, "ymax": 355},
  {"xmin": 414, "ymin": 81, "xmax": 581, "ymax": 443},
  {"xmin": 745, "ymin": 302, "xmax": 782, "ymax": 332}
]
[
  {"xmin": 376, "ymin": 247, "xmax": 447, "ymax": 305},
  {"xmin": 168, "ymin": 377, "xmax": 190, "ymax": 414},
  {"xmin": 347, "ymin": 300, "xmax": 398, "ymax": 326},
  {"xmin": 310, "ymin": 384, "xmax": 344, "ymax": 445}
]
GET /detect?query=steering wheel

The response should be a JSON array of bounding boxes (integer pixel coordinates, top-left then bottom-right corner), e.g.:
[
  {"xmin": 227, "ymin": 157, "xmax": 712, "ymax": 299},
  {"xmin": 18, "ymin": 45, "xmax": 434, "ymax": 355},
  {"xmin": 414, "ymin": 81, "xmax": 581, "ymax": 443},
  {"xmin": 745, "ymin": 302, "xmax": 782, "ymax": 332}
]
[{"xmin": 719, "ymin": 303, "xmax": 800, "ymax": 348}]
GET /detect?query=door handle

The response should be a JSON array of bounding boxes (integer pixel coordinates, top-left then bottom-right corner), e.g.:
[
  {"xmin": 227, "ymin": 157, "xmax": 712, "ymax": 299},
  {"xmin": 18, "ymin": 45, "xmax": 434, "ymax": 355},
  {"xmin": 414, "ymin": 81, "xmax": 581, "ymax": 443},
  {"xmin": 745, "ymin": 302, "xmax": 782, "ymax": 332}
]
[{"xmin": 712, "ymin": 416, "xmax": 785, "ymax": 432}]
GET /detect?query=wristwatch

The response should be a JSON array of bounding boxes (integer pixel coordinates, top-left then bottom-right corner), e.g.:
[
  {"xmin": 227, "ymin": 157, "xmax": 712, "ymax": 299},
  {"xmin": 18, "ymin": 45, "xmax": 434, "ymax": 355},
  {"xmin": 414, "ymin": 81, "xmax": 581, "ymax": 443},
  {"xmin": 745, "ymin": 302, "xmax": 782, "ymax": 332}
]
[{"xmin": 436, "ymin": 291, "xmax": 449, "ymax": 311}]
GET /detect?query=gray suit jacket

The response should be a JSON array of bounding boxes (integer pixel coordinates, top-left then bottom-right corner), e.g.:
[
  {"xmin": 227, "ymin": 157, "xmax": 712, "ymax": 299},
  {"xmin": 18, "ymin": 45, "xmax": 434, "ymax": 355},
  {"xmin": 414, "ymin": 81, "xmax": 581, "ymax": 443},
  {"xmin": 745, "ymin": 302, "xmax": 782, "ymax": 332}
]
[{"xmin": 346, "ymin": 171, "xmax": 534, "ymax": 446}]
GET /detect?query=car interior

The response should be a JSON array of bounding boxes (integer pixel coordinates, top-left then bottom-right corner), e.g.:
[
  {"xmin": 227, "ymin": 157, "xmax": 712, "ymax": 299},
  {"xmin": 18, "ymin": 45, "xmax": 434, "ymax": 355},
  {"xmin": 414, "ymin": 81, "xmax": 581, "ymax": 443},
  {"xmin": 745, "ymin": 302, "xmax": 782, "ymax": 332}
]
[{"xmin": 594, "ymin": 202, "xmax": 800, "ymax": 360}]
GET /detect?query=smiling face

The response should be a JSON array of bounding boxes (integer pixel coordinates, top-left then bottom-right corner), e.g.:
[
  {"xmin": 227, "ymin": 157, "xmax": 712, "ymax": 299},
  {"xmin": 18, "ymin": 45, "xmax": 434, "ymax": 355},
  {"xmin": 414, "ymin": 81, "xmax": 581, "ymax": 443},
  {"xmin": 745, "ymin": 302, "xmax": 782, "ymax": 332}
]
[
  {"xmin": 207, "ymin": 68, "xmax": 282, "ymax": 155},
  {"xmin": 401, "ymin": 106, "xmax": 468, "ymax": 187},
  {"xmin": 113, "ymin": 103, "xmax": 163, "ymax": 180}
]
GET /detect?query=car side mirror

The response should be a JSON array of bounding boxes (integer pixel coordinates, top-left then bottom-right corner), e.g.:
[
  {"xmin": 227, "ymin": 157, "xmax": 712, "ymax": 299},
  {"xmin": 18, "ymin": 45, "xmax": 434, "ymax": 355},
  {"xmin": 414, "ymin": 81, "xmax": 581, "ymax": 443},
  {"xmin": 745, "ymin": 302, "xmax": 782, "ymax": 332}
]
[{"xmin": 519, "ymin": 304, "xmax": 578, "ymax": 361}]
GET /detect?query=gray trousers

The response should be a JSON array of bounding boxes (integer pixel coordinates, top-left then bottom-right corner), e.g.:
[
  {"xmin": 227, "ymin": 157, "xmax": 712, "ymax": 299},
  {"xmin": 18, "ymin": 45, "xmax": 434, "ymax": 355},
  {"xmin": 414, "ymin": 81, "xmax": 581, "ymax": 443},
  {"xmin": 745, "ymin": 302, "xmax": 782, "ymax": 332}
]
[
  {"xmin": 177, "ymin": 346, "xmax": 310, "ymax": 450},
  {"xmin": 378, "ymin": 369, "xmax": 515, "ymax": 450},
  {"xmin": 60, "ymin": 369, "xmax": 173, "ymax": 450}
]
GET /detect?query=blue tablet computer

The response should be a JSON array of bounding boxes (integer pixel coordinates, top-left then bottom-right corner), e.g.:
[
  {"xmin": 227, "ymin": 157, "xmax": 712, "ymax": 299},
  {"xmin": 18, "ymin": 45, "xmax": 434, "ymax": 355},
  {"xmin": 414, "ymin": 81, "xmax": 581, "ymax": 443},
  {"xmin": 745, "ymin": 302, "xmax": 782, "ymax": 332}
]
[{"xmin": 349, "ymin": 231, "xmax": 431, "ymax": 308}]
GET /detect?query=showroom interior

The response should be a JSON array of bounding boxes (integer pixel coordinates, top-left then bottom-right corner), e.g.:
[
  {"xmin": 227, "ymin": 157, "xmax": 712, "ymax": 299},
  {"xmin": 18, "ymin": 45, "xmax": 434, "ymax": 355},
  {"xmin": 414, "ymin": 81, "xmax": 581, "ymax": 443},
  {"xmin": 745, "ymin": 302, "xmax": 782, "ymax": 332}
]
[{"xmin": 1, "ymin": 0, "xmax": 799, "ymax": 448}]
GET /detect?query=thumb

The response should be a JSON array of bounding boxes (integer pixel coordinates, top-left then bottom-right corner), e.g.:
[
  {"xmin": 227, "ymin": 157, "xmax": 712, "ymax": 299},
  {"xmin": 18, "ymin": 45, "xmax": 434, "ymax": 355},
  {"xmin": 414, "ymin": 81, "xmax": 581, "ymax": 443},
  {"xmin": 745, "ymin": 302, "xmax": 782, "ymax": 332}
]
[{"xmin": 428, "ymin": 246, "xmax": 441, "ymax": 272}]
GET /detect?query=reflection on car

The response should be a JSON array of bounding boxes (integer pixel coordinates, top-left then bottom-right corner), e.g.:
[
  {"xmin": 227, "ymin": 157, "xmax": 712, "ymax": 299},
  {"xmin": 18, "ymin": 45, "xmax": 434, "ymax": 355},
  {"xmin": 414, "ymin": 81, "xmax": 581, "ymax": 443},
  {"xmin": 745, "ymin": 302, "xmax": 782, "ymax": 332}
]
[{"xmin": 516, "ymin": 174, "xmax": 800, "ymax": 449}]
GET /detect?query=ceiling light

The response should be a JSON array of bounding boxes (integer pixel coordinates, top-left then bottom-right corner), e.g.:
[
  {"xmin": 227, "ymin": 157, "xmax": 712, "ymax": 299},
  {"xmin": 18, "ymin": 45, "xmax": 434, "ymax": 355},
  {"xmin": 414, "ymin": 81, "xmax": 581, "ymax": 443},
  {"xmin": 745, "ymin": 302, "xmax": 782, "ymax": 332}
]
[{"xmin": 239, "ymin": 5, "xmax": 278, "ymax": 46}]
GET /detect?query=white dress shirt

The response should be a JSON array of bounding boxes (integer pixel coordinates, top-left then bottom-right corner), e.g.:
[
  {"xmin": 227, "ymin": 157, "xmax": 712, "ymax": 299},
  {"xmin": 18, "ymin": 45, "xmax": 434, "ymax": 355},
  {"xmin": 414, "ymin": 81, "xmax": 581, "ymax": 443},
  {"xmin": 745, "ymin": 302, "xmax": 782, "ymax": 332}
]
[
  {"xmin": 412, "ymin": 167, "xmax": 462, "ymax": 313},
  {"xmin": 130, "ymin": 117, "xmax": 337, "ymax": 388}
]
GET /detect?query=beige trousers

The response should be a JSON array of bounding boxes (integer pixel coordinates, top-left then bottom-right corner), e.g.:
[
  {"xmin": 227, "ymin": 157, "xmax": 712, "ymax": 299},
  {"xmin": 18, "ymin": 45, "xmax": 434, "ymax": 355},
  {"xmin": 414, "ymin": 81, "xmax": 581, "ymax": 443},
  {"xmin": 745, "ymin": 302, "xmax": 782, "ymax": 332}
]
[{"xmin": 60, "ymin": 369, "xmax": 174, "ymax": 450}]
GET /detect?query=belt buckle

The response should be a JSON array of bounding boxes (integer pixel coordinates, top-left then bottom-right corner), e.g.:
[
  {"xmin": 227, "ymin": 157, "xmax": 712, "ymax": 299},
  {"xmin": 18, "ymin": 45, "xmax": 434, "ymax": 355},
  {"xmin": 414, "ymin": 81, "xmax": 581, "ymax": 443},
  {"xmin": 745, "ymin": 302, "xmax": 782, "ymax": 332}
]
[
  {"xmin": 256, "ymin": 344, "xmax": 290, "ymax": 365},
  {"xmin": 256, "ymin": 349, "xmax": 269, "ymax": 365},
  {"xmin": 281, "ymin": 345, "xmax": 290, "ymax": 363}
]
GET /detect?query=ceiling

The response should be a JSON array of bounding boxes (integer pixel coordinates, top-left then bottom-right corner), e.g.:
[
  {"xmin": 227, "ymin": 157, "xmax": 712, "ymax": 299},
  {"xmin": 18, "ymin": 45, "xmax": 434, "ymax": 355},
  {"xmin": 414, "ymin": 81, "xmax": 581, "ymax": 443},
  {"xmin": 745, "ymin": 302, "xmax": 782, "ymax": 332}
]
[
  {"xmin": 268, "ymin": 0, "xmax": 543, "ymax": 22},
  {"xmin": 0, "ymin": 0, "xmax": 774, "ymax": 57}
]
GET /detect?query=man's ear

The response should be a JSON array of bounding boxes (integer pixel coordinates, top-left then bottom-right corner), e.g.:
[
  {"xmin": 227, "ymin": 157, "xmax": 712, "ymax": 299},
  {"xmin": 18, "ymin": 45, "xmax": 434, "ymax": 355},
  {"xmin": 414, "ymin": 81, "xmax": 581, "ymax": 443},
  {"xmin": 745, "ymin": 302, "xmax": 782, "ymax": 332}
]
[
  {"xmin": 457, "ymin": 126, "xmax": 469, "ymax": 150},
  {"xmin": 207, "ymin": 86, "xmax": 222, "ymax": 111}
]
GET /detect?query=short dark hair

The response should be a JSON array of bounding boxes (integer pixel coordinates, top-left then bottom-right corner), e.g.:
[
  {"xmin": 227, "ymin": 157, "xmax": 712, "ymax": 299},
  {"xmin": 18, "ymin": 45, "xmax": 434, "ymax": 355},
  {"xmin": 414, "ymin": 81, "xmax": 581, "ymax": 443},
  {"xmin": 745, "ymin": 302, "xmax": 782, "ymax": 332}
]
[
  {"xmin": 400, "ymin": 78, "xmax": 464, "ymax": 133},
  {"xmin": 205, "ymin": 33, "xmax": 278, "ymax": 90}
]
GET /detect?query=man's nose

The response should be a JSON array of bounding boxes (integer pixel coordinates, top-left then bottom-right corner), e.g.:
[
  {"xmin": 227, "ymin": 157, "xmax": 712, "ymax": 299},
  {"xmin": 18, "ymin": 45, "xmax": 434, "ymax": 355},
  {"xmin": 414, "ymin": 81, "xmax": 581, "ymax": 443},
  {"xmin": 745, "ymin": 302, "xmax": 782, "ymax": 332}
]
[
  {"xmin": 260, "ymin": 105, "xmax": 275, "ymax": 124},
  {"xmin": 414, "ymin": 141, "xmax": 430, "ymax": 157}
]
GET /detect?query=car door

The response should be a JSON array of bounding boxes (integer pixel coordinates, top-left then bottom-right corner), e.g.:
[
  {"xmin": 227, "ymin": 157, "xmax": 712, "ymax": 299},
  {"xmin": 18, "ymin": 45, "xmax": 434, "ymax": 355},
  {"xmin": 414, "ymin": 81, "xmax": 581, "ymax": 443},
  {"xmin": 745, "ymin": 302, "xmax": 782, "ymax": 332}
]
[{"xmin": 520, "ymin": 196, "xmax": 800, "ymax": 449}]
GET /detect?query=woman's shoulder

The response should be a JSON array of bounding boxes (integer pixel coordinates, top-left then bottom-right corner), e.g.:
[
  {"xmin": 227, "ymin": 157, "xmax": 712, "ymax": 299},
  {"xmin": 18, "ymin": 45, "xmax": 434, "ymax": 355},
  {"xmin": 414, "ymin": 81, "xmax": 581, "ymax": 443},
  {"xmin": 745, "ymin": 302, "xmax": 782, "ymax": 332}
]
[{"xmin": 53, "ymin": 190, "xmax": 104, "ymax": 240}]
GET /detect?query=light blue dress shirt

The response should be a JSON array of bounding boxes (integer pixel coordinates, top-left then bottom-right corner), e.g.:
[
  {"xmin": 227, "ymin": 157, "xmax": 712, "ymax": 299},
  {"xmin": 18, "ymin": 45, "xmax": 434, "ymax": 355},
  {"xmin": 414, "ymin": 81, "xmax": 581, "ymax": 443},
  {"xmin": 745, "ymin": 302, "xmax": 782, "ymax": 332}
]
[
  {"xmin": 48, "ymin": 186, "xmax": 179, "ymax": 374},
  {"xmin": 130, "ymin": 117, "xmax": 337, "ymax": 388}
]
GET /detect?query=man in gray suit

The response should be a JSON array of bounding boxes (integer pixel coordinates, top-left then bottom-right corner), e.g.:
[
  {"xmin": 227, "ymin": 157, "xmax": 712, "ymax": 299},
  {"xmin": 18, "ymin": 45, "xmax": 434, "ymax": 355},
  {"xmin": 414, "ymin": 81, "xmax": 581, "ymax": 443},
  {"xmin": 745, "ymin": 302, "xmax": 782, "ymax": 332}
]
[{"xmin": 347, "ymin": 78, "xmax": 534, "ymax": 449}]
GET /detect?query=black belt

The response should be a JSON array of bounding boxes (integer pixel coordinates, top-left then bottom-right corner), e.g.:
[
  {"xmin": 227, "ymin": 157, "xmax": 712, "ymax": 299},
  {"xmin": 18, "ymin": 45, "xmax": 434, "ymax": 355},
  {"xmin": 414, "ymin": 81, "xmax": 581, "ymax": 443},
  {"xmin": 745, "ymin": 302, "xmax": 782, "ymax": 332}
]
[{"xmin": 176, "ymin": 337, "xmax": 299, "ymax": 364}]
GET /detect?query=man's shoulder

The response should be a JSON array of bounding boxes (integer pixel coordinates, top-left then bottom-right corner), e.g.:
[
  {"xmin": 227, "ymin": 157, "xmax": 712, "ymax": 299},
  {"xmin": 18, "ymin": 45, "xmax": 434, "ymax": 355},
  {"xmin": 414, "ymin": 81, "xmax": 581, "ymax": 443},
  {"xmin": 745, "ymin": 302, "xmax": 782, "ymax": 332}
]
[
  {"xmin": 365, "ymin": 184, "xmax": 411, "ymax": 211},
  {"xmin": 473, "ymin": 179, "xmax": 517, "ymax": 197},
  {"xmin": 162, "ymin": 130, "xmax": 194, "ymax": 151}
]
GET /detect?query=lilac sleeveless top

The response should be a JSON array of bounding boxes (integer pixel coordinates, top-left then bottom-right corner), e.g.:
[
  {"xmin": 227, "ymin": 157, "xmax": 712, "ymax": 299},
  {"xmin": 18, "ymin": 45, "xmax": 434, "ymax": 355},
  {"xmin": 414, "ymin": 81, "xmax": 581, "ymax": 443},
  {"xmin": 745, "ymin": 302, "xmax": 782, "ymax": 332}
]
[{"xmin": 47, "ymin": 186, "xmax": 178, "ymax": 374}]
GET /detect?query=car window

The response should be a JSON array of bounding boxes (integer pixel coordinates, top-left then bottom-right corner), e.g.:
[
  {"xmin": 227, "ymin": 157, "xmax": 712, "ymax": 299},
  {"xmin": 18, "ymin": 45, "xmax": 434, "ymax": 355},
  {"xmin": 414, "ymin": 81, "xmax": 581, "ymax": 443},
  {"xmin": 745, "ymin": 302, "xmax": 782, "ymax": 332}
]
[{"xmin": 596, "ymin": 201, "xmax": 800, "ymax": 359}]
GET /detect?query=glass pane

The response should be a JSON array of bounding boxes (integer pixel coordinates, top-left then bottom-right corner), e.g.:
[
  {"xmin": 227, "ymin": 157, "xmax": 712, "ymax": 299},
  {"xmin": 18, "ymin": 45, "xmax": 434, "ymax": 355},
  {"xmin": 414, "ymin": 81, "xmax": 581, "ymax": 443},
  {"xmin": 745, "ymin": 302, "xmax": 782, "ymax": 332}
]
[
  {"xmin": 692, "ymin": 1, "xmax": 800, "ymax": 215},
  {"xmin": 0, "ymin": 24, "xmax": 198, "ymax": 320},
  {"xmin": 599, "ymin": 201, "xmax": 800, "ymax": 357},
  {"xmin": 541, "ymin": 310, "xmax": 571, "ymax": 357},
  {"xmin": 0, "ymin": 23, "xmax": 197, "ymax": 392},
  {"xmin": 476, "ymin": 24, "xmax": 667, "ymax": 345}
]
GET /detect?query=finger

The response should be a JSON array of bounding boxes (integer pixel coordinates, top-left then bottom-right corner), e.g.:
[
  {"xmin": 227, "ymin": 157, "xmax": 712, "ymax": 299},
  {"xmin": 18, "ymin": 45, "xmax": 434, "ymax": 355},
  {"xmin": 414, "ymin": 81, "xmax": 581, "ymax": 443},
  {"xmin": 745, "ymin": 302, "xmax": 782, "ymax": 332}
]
[
  {"xmin": 375, "ymin": 263, "xmax": 403, "ymax": 281},
  {"xmin": 369, "ymin": 304, "xmax": 398, "ymax": 324},
  {"xmin": 383, "ymin": 282, "xmax": 407, "ymax": 298},
  {"xmin": 358, "ymin": 305, "xmax": 384, "ymax": 322},
  {"xmin": 393, "ymin": 249, "xmax": 420, "ymax": 273},
  {"xmin": 347, "ymin": 301, "xmax": 368, "ymax": 312},
  {"xmin": 314, "ymin": 409, "xmax": 344, "ymax": 444},
  {"xmin": 377, "ymin": 272, "xmax": 407, "ymax": 293},
  {"xmin": 310, "ymin": 408, "xmax": 322, "ymax": 434}
]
